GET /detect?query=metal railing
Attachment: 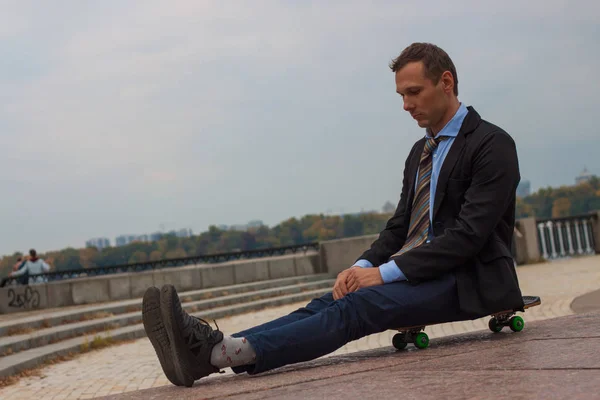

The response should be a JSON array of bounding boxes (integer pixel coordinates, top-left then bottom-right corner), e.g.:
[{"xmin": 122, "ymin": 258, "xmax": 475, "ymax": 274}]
[
  {"xmin": 0, "ymin": 242, "xmax": 320, "ymax": 287},
  {"xmin": 536, "ymin": 213, "xmax": 597, "ymax": 260}
]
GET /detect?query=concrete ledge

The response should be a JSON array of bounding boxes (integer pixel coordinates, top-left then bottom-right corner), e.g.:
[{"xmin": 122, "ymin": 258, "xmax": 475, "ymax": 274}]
[
  {"xmin": 514, "ymin": 217, "xmax": 542, "ymax": 264},
  {"xmin": 0, "ymin": 274, "xmax": 330, "ymax": 337},
  {"xmin": 109, "ymin": 275, "xmax": 131, "ymax": 301},
  {"xmin": 319, "ymin": 234, "xmax": 378, "ymax": 276},
  {"xmin": 232, "ymin": 260, "xmax": 269, "ymax": 284},
  {"xmin": 46, "ymin": 281, "xmax": 73, "ymax": 308},
  {"xmin": 200, "ymin": 264, "xmax": 235, "ymax": 288},
  {"xmin": 71, "ymin": 277, "xmax": 111, "ymax": 304},
  {"xmin": 110, "ymin": 311, "xmax": 600, "ymax": 400},
  {"xmin": 268, "ymin": 255, "xmax": 297, "ymax": 280},
  {"xmin": 0, "ymin": 284, "xmax": 49, "ymax": 315},
  {"xmin": 156, "ymin": 265, "xmax": 202, "ymax": 292},
  {"xmin": 0, "ymin": 253, "xmax": 321, "ymax": 314},
  {"xmin": 130, "ymin": 272, "xmax": 155, "ymax": 299},
  {"xmin": 294, "ymin": 253, "xmax": 318, "ymax": 275}
]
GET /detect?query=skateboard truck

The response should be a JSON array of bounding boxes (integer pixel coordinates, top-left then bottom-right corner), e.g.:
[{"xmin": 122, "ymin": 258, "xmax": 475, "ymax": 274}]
[
  {"xmin": 392, "ymin": 327, "xmax": 428, "ymax": 350},
  {"xmin": 392, "ymin": 295, "xmax": 541, "ymax": 350}
]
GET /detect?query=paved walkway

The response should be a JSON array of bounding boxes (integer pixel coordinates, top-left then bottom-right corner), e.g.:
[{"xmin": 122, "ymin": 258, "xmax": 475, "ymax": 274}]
[
  {"xmin": 0, "ymin": 255, "xmax": 599, "ymax": 400},
  {"xmin": 111, "ymin": 310, "xmax": 600, "ymax": 400}
]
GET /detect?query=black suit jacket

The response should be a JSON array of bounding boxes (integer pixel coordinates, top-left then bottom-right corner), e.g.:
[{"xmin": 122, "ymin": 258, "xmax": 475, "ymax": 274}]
[{"xmin": 357, "ymin": 106, "xmax": 524, "ymax": 316}]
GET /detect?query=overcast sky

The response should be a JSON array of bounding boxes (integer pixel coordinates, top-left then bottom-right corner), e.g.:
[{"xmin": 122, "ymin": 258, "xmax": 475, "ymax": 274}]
[{"xmin": 1, "ymin": 1, "xmax": 599, "ymax": 256}]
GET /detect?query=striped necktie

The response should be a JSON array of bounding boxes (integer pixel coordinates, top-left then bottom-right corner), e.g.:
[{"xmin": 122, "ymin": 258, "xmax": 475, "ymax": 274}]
[{"xmin": 391, "ymin": 135, "xmax": 447, "ymax": 258}]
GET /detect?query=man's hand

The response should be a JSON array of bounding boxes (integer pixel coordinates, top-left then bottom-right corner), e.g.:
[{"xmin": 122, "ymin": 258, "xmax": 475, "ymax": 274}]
[
  {"xmin": 347, "ymin": 267, "xmax": 384, "ymax": 292},
  {"xmin": 333, "ymin": 267, "xmax": 358, "ymax": 300}
]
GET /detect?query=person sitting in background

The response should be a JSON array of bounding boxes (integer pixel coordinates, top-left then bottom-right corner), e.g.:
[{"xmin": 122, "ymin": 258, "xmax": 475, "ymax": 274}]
[
  {"xmin": 10, "ymin": 249, "xmax": 50, "ymax": 285},
  {"xmin": 13, "ymin": 256, "xmax": 27, "ymax": 272},
  {"xmin": 12, "ymin": 256, "xmax": 29, "ymax": 285}
]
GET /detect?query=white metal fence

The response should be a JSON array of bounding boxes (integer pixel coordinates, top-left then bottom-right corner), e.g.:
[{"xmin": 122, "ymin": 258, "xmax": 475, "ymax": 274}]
[{"xmin": 537, "ymin": 214, "xmax": 596, "ymax": 260}]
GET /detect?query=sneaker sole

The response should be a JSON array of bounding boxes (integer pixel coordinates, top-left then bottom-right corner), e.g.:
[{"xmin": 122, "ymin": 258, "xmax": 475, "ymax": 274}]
[
  {"xmin": 161, "ymin": 284, "xmax": 197, "ymax": 387},
  {"xmin": 142, "ymin": 286, "xmax": 183, "ymax": 386}
]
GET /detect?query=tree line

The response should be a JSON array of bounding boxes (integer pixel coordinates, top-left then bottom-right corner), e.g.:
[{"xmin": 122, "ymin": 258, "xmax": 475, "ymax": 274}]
[
  {"xmin": 0, "ymin": 212, "xmax": 392, "ymax": 276},
  {"xmin": 516, "ymin": 176, "xmax": 600, "ymax": 219},
  {"xmin": 1, "ymin": 176, "xmax": 598, "ymax": 276}
]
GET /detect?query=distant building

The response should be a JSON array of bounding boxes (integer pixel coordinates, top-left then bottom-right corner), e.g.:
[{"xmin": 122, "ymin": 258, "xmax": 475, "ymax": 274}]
[
  {"xmin": 113, "ymin": 228, "xmax": 193, "ymax": 246},
  {"xmin": 576, "ymin": 166, "xmax": 593, "ymax": 185},
  {"xmin": 115, "ymin": 235, "xmax": 138, "ymax": 247},
  {"xmin": 150, "ymin": 232, "xmax": 164, "ymax": 241},
  {"xmin": 247, "ymin": 220, "xmax": 264, "ymax": 228},
  {"xmin": 86, "ymin": 237, "xmax": 110, "ymax": 251},
  {"xmin": 175, "ymin": 228, "xmax": 193, "ymax": 238},
  {"xmin": 516, "ymin": 180, "xmax": 531, "ymax": 198}
]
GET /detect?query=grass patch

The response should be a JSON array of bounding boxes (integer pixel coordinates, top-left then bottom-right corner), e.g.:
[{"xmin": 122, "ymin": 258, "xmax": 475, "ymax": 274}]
[{"xmin": 80, "ymin": 333, "xmax": 114, "ymax": 353}]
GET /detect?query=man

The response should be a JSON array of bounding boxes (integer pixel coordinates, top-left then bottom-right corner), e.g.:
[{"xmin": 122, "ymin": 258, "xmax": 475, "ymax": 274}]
[
  {"xmin": 142, "ymin": 42, "xmax": 524, "ymax": 388},
  {"xmin": 12, "ymin": 256, "xmax": 29, "ymax": 286},
  {"xmin": 9, "ymin": 249, "xmax": 50, "ymax": 285}
]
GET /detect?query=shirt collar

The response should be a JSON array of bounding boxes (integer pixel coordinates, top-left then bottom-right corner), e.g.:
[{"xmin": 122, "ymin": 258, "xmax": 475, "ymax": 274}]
[{"xmin": 425, "ymin": 102, "xmax": 468, "ymax": 139}]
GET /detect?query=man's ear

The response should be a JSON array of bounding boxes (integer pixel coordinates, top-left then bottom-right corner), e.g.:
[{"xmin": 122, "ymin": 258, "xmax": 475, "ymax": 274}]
[{"xmin": 440, "ymin": 71, "xmax": 454, "ymax": 93}]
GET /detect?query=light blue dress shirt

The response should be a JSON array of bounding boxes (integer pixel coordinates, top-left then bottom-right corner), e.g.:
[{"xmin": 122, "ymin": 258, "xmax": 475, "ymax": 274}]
[{"xmin": 355, "ymin": 103, "xmax": 469, "ymax": 283}]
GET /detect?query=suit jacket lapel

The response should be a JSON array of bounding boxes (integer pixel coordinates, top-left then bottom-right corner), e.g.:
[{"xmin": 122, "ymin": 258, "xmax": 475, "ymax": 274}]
[
  {"xmin": 432, "ymin": 106, "xmax": 481, "ymax": 221},
  {"xmin": 432, "ymin": 133, "xmax": 465, "ymax": 220}
]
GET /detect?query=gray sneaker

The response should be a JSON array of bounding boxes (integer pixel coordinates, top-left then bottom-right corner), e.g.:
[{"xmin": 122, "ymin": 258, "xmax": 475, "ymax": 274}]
[
  {"xmin": 160, "ymin": 284, "xmax": 224, "ymax": 387},
  {"xmin": 142, "ymin": 286, "xmax": 183, "ymax": 386}
]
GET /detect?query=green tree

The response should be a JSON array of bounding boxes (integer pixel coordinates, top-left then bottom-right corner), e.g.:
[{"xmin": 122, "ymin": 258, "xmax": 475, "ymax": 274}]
[
  {"xmin": 3, "ymin": 175, "xmax": 597, "ymax": 271},
  {"xmin": 342, "ymin": 214, "xmax": 364, "ymax": 237},
  {"xmin": 552, "ymin": 197, "xmax": 571, "ymax": 218},
  {"xmin": 129, "ymin": 251, "xmax": 148, "ymax": 263},
  {"xmin": 165, "ymin": 248, "xmax": 187, "ymax": 259}
]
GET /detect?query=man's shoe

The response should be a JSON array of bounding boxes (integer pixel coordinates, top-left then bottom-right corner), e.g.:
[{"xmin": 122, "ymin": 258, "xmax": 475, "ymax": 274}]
[
  {"xmin": 161, "ymin": 284, "xmax": 224, "ymax": 387},
  {"xmin": 142, "ymin": 286, "xmax": 183, "ymax": 386}
]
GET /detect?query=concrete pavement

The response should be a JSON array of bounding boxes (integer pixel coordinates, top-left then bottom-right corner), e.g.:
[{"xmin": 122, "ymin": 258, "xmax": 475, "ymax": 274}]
[
  {"xmin": 105, "ymin": 310, "xmax": 600, "ymax": 400},
  {"xmin": 0, "ymin": 254, "xmax": 598, "ymax": 399}
]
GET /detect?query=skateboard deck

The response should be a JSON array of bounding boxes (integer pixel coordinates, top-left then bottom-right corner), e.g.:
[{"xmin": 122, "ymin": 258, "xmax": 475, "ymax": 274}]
[{"xmin": 392, "ymin": 295, "xmax": 542, "ymax": 350}]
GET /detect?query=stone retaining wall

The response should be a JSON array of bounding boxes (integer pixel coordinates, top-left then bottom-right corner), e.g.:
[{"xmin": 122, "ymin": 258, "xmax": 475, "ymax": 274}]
[{"xmin": 0, "ymin": 252, "xmax": 319, "ymax": 314}]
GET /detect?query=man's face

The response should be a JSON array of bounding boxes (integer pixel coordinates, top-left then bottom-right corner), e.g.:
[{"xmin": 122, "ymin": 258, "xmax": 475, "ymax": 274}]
[{"xmin": 395, "ymin": 61, "xmax": 449, "ymax": 132}]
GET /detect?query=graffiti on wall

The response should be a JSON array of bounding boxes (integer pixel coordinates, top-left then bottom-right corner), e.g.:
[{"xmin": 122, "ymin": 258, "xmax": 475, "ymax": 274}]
[{"xmin": 7, "ymin": 286, "xmax": 41, "ymax": 309}]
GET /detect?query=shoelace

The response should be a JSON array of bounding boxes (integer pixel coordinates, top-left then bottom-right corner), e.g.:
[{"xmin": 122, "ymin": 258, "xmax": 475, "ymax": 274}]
[{"xmin": 183, "ymin": 315, "xmax": 221, "ymax": 352}]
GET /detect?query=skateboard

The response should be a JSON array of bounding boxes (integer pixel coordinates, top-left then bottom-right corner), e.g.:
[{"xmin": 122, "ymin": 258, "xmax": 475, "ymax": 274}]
[{"xmin": 392, "ymin": 295, "xmax": 542, "ymax": 350}]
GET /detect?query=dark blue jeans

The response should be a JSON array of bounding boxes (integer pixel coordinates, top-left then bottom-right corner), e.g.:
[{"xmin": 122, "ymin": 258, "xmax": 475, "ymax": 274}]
[{"xmin": 231, "ymin": 272, "xmax": 479, "ymax": 375}]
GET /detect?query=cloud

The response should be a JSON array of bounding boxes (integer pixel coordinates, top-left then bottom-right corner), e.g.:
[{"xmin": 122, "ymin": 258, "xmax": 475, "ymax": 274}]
[{"xmin": 0, "ymin": 0, "xmax": 599, "ymax": 255}]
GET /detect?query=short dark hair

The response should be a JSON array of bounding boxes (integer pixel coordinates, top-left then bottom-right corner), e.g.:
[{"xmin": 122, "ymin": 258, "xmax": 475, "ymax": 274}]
[
  {"xmin": 29, "ymin": 249, "xmax": 37, "ymax": 257},
  {"xmin": 389, "ymin": 42, "xmax": 459, "ymax": 96}
]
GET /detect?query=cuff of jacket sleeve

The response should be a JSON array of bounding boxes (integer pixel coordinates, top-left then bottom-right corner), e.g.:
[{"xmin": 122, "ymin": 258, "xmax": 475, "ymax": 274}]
[
  {"xmin": 378, "ymin": 260, "xmax": 407, "ymax": 283},
  {"xmin": 353, "ymin": 259, "xmax": 373, "ymax": 268}
]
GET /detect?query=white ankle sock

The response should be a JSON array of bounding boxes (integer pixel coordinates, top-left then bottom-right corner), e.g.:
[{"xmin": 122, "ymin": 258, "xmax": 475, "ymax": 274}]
[{"xmin": 210, "ymin": 336, "xmax": 256, "ymax": 368}]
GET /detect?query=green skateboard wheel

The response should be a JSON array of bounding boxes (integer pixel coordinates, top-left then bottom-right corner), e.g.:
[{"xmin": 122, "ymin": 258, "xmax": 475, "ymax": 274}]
[
  {"xmin": 392, "ymin": 334, "xmax": 407, "ymax": 350},
  {"xmin": 488, "ymin": 318, "xmax": 503, "ymax": 333},
  {"xmin": 414, "ymin": 332, "xmax": 429, "ymax": 349},
  {"xmin": 509, "ymin": 316, "xmax": 524, "ymax": 332}
]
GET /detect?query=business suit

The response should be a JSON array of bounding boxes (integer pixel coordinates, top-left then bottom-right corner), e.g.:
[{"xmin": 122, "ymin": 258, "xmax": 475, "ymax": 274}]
[
  {"xmin": 229, "ymin": 105, "xmax": 523, "ymax": 375},
  {"xmin": 358, "ymin": 105, "xmax": 524, "ymax": 316}
]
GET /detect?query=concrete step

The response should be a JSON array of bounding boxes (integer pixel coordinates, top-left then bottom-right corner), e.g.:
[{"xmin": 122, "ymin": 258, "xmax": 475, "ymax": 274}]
[
  {"xmin": 0, "ymin": 279, "xmax": 334, "ymax": 357},
  {"xmin": 0, "ymin": 274, "xmax": 329, "ymax": 336},
  {"xmin": 0, "ymin": 287, "xmax": 331, "ymax": 377}
]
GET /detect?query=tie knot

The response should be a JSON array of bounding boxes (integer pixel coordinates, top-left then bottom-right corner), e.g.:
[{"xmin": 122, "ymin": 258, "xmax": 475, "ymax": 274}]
[{"xmin": 423, "ymin": 136, "xmax": 446, "ymax": 155}]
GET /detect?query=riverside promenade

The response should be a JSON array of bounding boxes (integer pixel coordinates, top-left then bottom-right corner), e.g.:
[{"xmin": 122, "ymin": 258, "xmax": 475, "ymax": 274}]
[{"xmin": 0, "ymin": 255, "xmax": 599, "ymax": 399}]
